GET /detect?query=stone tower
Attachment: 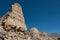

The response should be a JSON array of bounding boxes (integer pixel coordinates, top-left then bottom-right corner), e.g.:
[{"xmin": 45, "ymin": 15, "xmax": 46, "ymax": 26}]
[
  {"xmin": 1, "ymin": 3, "xmax": 27, "ymax": 32},
  {"xmin": 0, "ymin": 3, "xmax": 58, "ymax": 40}
]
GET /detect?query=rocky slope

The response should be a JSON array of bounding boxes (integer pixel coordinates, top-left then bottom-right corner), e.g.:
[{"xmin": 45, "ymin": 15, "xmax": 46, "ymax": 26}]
[{"xmin": 0, "ymin": 3, "xmax": 58, "ymax": 40}]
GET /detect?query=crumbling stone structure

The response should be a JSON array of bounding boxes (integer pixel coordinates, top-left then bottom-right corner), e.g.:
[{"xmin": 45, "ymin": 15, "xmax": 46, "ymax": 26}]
[{"xmin": 0, "ymin": 3, "xmax": 58, "ymax": 40}]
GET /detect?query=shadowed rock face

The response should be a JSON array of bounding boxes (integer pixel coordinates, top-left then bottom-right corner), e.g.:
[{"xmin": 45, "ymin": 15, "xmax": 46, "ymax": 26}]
[
  {"xmin": 58, "ymin": 38, "xmax": 60, "ymax": 40},
  {"xmin": 0, "ymin": 3, "xmax": 58, "ymax": 40}
]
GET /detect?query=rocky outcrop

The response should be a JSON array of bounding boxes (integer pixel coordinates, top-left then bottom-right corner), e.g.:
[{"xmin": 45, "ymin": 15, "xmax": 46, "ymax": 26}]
[{"xmin": 0, "ymin": 3, "xmax": 58, "ymax": 40}]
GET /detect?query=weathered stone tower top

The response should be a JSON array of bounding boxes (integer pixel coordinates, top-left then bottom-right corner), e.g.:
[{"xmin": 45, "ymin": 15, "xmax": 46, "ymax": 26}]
[
  {"xmin": 12, "ymin": 3, "xmax": 22, "ymax": 14},
  {"xmin": 1, "ymin": 3, "xmax": 27, "ymax": 32},
  {"xmin": 12, "ymin": 3, "xmax": 25, "ymax": 24}
]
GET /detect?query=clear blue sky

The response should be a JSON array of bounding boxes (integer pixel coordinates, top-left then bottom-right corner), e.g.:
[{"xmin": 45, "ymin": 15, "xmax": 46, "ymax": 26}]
[{"xmin": 0, "ymin": 0, "xmax": 60, "ymax": 34}]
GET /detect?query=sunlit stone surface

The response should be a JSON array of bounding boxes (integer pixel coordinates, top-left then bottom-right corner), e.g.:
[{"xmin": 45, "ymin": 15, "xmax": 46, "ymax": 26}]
[{"xmin": 0, "ymin": 3, "xmax": 58, "ymax": 40}]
